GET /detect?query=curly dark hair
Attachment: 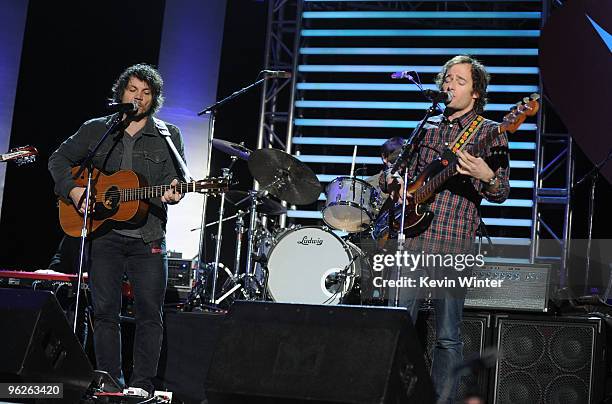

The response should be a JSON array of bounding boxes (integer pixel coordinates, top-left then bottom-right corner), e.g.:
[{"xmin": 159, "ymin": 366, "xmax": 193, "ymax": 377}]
[
  {"xmin": 435, "ymin": 55, "xmax": 490, "ymax": 114},
  {"xmin": 111, "ymin": 63, "xmax": 164, "ymax": 115}
]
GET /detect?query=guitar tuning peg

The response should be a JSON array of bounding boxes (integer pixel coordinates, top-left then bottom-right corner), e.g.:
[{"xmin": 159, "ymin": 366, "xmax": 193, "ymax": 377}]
[
  {"xmin": 530, "ymin": 93, "xmax": 540, "ymax": 100},
  {"xmin": 523, "ymin": 97, "xmax": 531, "ymax": 104}
]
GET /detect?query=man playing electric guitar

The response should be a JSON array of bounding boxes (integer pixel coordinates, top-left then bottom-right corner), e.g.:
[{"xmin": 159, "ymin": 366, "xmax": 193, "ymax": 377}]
[
  {"xmin": 381, "ymin": 55, "xmax": 510, "ymax": 404},
  {"xmin": 48, "ymin": 64, "xmax": 184, "ymax": 397}
]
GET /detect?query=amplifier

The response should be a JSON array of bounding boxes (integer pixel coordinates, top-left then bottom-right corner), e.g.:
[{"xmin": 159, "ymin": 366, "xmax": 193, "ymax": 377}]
[
  {"xmin": 167, "ymin": 258, "xmax": 193, "ymax": 289},
  {"xmin": 166, "ymin": 259, "xmax": 193, "ymax": 303},
  {"xmin": 464, "ymin": 263, "xmax": 551, "ymax": 312}
]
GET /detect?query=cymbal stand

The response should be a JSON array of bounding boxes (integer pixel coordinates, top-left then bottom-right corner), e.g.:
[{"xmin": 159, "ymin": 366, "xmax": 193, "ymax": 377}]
[
  {"xmin": 234, "ymin": 210, "xmax": 246, "ymax": 277},
  {"xmin": 245, "ymin": 172, "xmax": 286, "ymax": 277},
  {"xmin": 215, "ymin": 210, "xmax": 250, "ymax": 306},
  {"xmin": 240, "ymin": 191, "xmax": 268, "ymax": 300},
  {"xmin": 209, "ymin": 166, "xmax": 233, "ymax": 304}
]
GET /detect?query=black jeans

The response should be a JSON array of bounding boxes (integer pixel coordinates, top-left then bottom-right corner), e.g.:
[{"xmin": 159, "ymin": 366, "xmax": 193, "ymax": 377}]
[{"xmin": 89, "ymin": 231, "xmax": 167, "ymax": 392}]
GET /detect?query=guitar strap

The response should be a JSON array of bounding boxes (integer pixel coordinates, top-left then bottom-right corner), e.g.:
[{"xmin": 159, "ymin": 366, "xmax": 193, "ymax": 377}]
[
  {"xmin": 449, "ymin": 115, "xmax": 485, "ymax": 155},
  {"xmin": 153, "ymin": 117, "xmax": 194, "ymax": 182}
]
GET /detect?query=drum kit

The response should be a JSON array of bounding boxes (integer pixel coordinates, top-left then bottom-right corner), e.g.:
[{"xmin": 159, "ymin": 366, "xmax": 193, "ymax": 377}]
[{"xmin": 190, "ymin": 139, "xmax": 386, "ymax": 309}]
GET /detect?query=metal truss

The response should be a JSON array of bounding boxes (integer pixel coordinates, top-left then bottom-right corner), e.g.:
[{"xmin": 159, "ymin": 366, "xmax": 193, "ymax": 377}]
[
  {"xmin": 255, "ymin": 0, "xmax": 303, "ymax": 228},
  {"xmin": 530, "ymin": 0, "xmax": 573, "ymax": 286},
  {"xmin": 256, "ymin": 0, "xmax": 301, "ymax": 154}
]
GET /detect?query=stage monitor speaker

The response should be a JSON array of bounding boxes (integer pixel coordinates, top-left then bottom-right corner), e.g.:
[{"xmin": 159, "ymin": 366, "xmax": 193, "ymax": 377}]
[
  {"xmin": 205, "ymin": 301, "xmax": 435, "ymax": 404},
  {"xmin": 492, "ymin": 315, "xmax": 607, "ymax": 404},
  {"xmin": 156, "ymin": 310, "xmax": 225, "ymax": 403},
  {"xmin": 417, "ymin": 310, "xmax": 492, "ymax": 401},
  {"xmin": 0, "ymin": 288, "xmax": 94, "ymax": 403}
]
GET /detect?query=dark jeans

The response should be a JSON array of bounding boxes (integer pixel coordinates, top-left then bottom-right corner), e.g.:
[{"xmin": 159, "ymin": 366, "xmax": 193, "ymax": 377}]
[
  {"xmin": 390, "ymin": 268, "xmax": 465, "ymax": 404},
  {"xmin": 89, "ymin": 231, "xmax": 167, "ymax": 392}
]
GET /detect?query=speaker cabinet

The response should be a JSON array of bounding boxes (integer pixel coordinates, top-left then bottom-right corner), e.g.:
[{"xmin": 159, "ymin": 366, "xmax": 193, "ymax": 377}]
[
  {"xmin": 156, "ymin": 310, "xmax": 225, "ymax": 403},
  {"xmin": 0, "ymin": 288, "xmax": 94, "ymax": 403},
  {"xmin": 205, "ymin": 301, "xmax": 435, "ymax": 403},
  {"xmin": 416, "ymin": 309, "xmax": 492, "ymax": 401},
  {"xmin": 492, "ymin": 315, "xmax": 606, "ymax": 404}
]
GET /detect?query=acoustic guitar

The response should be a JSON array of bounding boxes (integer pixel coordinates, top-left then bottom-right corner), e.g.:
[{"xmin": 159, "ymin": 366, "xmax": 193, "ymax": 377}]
[{"xmin": 59, "ymin": 167, "xmax": 229, "ymax": 237}]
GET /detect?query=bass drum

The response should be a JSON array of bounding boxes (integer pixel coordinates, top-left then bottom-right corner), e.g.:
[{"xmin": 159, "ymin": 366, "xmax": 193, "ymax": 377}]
[{"xmin": 266, "ymin": 226, "xmax": 365, "ymax": 305}]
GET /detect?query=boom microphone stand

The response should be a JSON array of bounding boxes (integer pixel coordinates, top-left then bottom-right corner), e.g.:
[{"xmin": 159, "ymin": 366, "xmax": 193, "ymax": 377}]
[
  {"xmin": 389, "ymin": 100, "xmax": 442, "ymax": 307},
  {"xmin": 195, "ymin": 70, "xmax": 289, "ymax": 304}
]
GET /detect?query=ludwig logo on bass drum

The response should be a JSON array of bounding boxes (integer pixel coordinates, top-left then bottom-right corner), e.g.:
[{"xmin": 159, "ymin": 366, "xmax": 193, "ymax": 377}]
[{"xmin": 297, "ymin": 236, "xmax": 324, "ymax": 246}]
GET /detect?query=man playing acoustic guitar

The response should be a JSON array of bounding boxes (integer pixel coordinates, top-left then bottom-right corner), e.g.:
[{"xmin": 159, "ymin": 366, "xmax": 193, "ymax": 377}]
[
  {"xmin": 49, "ymin": 63, "xmax": 184, "ymax": 397},
  {"xmin": 380, "ymin": 55, "xmax": 510, "ymax": 403}
]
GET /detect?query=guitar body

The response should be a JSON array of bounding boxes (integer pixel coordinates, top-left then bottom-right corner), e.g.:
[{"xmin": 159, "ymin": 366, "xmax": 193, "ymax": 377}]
[
  {"xmin": 59, "ymin": 168, "xmax": 149, "ymax": 237},
  {"xmin": 373, "ymin": 159, "xmax": 443, "ymax": 242}
]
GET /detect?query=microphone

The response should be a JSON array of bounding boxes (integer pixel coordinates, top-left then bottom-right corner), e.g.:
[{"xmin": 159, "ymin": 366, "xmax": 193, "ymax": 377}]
[
  {"xmin": 107, "ymin": 101, "xmax": 138, "ymax": 113},
  {"xmin": 262, "ymin": 70, "xmax": 292, "ymax": 79},
  {"xmin": 423, "ymin": 89, "xmax": 453, "ymax": 104},
  {"xmin": 390, "ymin": 70, "xmax": 416, "ymax": 80}
]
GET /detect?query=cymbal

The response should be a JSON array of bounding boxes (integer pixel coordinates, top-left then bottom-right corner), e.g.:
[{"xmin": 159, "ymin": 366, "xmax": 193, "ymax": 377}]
[
  {"xmin": 212, "ymin": 139, "xmax": 251, "ymax": 160},
  {"xmin": 248, "ymin": 148, "xmax": 321, "ymax": 205},
  {"xmin": 224, "ymin": 190, "xmax": 287, "ymax": 216}
]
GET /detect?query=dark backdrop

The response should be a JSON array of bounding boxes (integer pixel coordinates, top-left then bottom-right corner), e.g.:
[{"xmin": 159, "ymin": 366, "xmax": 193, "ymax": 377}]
[{"xmin": 0, "ymin": 0, "xmax": 267, "ymax": 271}]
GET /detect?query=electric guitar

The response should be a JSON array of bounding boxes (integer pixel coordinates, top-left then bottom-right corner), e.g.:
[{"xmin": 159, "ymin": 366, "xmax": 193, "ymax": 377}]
[
  {"xmin": 58, "ymin": 167, "xmax": 229, "ymax": 237},
  {"xmin": 1, "ymin": 146, "xmax": 38, "ymax": 165},
  {"xmin": 373, "ymin": 94, "xmax": 540, "ymax": 241}
]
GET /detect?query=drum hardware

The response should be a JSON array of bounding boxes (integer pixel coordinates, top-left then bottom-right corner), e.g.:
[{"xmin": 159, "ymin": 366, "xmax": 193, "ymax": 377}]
[
  {"xmin": 265, "ymin": 226, "xmax": 366, "ymax": 305},
  {"xmin": 189, "ymin": 160, "xmax": 238, "ymax": 308},
  {"xmin": 189, "ymin": 211, "xmax": 248, "ymax": 231},
  {"xmin": 322, "ymin": 176, "xmax": 382, "ymax": 233},
  {"xmin": 248, "ymin": 148, "xmax": 321, "ymax": 205},
  {"xmin": 225, "ymin": 190, "xmax": 286, "ymax": 216},
  {"xmin": 211, "ymin": 138, "xmax": 251, "ymax": 161},
  {"xmin": 233, "ymin": 210, "xmax": 247, "ymax": 278},
  {"xmin": 196, "ymin": 73, "xmax": 273, "ymax": 305},
  {"xmin": 189, "ymin": 144, "xmax": 340, "ymax": 308},
  {"xmin": 321, "ymin": 253, "xmax": 361, "ymax": 304},
  {"xmin": 209, "ymin": 167, "xmax": 233, "ymax": 305}
]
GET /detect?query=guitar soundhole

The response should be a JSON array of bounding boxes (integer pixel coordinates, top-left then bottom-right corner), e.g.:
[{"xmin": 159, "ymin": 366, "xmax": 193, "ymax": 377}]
[{"xmin": 92, "ymin": 186, "xmax": 120, "ymax": 220}]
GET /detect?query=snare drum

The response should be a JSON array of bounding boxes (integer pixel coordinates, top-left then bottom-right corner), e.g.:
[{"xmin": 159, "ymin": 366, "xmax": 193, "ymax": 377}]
[
  {"xmin": 322, "ymin": 176, "xmax": 381, "ymax": 233},
  {"xmin": 266, "ymin": 226, "xmax": 364, "ymax": 305}
]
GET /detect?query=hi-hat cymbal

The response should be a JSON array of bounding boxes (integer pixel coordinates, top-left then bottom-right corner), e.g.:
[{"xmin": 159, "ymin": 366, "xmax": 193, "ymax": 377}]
[
  {"xmin": 224, "ymin": 190, "xmax": 287, "ymax": 216},
  {"xmin": 212, "ymin": 139, "xmax": 251, "ymax": 160},
  {"xmin": 248, "ymin": 148, "xmax": 321, "ymax": 205}
]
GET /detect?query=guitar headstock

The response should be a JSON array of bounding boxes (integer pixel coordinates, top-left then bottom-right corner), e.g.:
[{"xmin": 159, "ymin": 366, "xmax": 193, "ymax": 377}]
[
  {"xmin": 194, "ymin": 177, "xmax": 230, "ymax": 196},
  {"xmin": 1, "ymin": 146, "xmax": 39, "ymax": 166},
  {"xmin": 499, "ymin": 93, "xmax": 540, "ymax": 134}
]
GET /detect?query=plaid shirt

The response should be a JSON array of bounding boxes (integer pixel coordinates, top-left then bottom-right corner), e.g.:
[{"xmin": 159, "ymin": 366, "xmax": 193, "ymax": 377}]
[{"xmin": 401, "ymin": 109, "xmax": 510, "ymax": 254}]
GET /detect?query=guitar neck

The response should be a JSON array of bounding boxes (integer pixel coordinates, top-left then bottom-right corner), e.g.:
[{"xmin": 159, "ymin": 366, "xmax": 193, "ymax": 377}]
[{"xmin": 120, "ymin": 182, "xmax": 206, "ymax": 202}]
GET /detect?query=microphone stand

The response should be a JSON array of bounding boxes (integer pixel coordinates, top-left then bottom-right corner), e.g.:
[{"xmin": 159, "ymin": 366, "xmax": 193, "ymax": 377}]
[
  {"xmin": 195, "ymin": 72, "xmax": 269, "ymax": 305},
  {"xmin": 574, "ymin": 148, "xmax": 612, "ymax": 296},
  {"xmin": 391, "ymin": 100, "xmax": 440, "ymax": 307},
  {"xmin": 71, "ymin": 112, "xmax": 127, "ymax": 336}
]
